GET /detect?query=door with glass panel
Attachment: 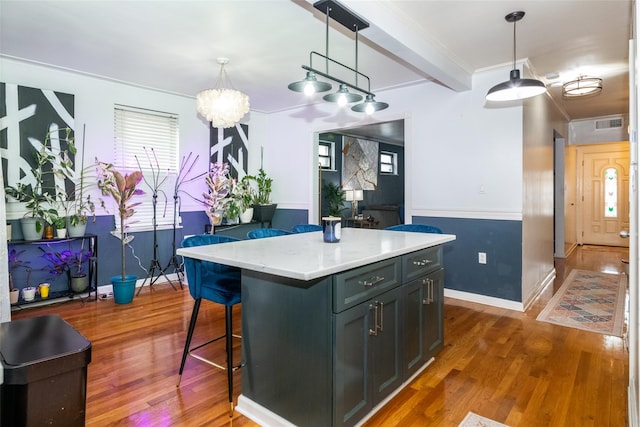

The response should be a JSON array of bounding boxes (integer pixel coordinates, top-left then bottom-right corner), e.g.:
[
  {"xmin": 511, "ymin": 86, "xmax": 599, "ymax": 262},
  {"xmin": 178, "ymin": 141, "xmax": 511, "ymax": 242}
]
[{"xmin": 579, "ymin": 142, "xmax": 630, "ymax": 246}]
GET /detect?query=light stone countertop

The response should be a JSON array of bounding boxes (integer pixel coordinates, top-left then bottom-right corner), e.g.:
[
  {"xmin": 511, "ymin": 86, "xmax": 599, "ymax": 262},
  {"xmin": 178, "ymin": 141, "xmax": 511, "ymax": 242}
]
[{"xmin": 177, "ymin": 228, "xmax": 456, "ymax": 281}]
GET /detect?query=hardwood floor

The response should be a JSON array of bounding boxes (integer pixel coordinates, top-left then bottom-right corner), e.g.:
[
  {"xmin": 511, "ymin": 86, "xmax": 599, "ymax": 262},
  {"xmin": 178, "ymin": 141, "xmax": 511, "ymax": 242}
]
[{"xmin": 11, "ymin": 245, "xmax": 629, "ymax": 426}]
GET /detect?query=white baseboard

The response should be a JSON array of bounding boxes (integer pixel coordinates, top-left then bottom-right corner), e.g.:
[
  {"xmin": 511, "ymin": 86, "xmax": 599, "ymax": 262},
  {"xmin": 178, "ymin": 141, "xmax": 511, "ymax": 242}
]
[
  {"xmin": 630, "ymin": 377, "xmax": 639, "ymax": 427},
  {"xmin": 522, "ymin": 268, "xmax": 556, "ymax": 311},
  {"xmin": 444, "ymin": 288, "xmax": 524, "ymax": 311}
]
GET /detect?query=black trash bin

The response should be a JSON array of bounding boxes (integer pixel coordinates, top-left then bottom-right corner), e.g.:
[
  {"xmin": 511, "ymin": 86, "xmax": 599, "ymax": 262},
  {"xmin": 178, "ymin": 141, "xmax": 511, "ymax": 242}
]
[{"xmin": 0, "ymin": 314, "xmax": 92, "ymax": 427}]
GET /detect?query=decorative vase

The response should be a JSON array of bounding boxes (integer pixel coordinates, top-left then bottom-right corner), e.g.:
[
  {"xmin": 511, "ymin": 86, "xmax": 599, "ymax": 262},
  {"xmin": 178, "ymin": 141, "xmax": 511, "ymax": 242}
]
[
  {"xmin": 20, "ymin": 217, "xmax": 44, "ymax": 241},
  {"xmin": 322, "ymin": 216, "xmax": 341, "ymax": 243},
  {"xmin": 209, "ymin": 211, "xmax": 223, "ymax": 227},
  {"xmin": 240, "ymin": 207, "xmax": 254, "ymax": 223},
  {"xmin": 9, "ymin": 289, "xmax": 19, "ymax": 304},
  {"xmin": 111, "ymin": 275, "xmax": 137, "ymax": 304},
  {"xmin": 70, "ymin": 274, "xmax": 89, "ymax": 293},
  {"xmin": 67, "ymin": 219, "xmax": 87, "ymax": 238}
]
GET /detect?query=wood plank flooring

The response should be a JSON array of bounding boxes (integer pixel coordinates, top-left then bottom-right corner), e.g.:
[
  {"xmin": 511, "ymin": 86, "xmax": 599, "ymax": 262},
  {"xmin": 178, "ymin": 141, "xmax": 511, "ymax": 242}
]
[{"xmin": 11, "ymin": 245, "xmax": 629, "ymax": 426}]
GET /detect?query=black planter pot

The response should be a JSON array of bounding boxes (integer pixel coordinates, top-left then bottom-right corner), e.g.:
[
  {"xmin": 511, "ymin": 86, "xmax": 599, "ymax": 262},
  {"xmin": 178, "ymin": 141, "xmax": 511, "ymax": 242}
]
[{"xmin": 252, "ymin": 203, "xmax": 277, "ymax": 225}]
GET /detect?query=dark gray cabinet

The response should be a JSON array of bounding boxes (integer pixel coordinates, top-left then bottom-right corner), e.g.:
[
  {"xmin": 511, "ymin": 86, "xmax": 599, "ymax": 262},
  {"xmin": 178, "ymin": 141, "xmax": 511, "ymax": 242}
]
[
  {"xmin": 241, "ymin": 245, "xmax": 445, "ymax": 427},
  {"xmin": 333, "ymin": 285, "xmax": 404, "ymax": 427}
]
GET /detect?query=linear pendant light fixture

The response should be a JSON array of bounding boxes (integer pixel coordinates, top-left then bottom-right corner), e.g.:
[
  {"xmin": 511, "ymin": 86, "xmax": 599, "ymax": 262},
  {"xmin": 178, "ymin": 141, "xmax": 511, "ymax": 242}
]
[
  {"xmin": 288, "ymin": 0, "xmax": 389, "ymax": 114},
  {"xmin": 486, "ymin": 11, "xmax": 547, "ymax": 102}
]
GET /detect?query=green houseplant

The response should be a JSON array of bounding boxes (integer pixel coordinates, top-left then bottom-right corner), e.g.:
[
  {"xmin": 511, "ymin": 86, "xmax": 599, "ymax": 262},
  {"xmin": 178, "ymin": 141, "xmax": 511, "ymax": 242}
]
[
  {"xmin": 231, "ymin": 176, "xmax": 256, "ymax": 223},
  {"xmin": 323, "ymin": 182, "xmax": 347, "ymax": 217},
  {"xmin": 96, "ymin": 159, "xmax": 144, "ymax": 304},
  {"xmin": 4, "ymin": 130, "xmax": 67, "ymax": 240},
  {"xmin": 245, "ymin": 168, "xmax": 276, "ymax": 223},
  {"xmin": 8, "ymin": 248, "xmax": 30, "ymax": 304}
]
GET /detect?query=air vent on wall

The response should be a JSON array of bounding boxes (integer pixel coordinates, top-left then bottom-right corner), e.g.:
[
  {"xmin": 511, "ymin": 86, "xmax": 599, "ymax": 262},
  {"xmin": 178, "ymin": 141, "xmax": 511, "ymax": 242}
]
[{"xmin": 595, "ymin": 118, "xmax": 623, "ymax": 130}]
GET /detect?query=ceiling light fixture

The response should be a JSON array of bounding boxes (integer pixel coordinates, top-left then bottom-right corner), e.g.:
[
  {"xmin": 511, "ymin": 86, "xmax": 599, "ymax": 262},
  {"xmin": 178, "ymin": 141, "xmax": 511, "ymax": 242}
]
[
  {"xmin": 486, "ymin": 11, "xmax": 547, "ymax": 102},
  {"xmin": 288, "ymin": 0, "xmax": 389, "ymax": 114},
  {"xmin": 196, "ymin": 57, "xmax": 250, "ymax": 128},
  {"xmin": 562, "ymin": 76, "xmax": 603, "ymax": 98}
]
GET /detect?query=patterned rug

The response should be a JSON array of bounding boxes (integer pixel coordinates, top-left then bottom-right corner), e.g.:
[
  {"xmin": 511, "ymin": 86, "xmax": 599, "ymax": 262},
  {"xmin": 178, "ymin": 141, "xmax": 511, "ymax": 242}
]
[
  {"xmin": 536, "ymin": 269, "xmax": 626, "ymax": 336},
  {"xmin": 459, "ymin": 412, "xmax": 510, "ymax": 427}
]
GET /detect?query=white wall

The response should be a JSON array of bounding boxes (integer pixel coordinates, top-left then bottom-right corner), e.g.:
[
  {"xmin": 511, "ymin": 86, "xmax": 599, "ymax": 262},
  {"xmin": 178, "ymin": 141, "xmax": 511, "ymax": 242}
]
[
  {"xmin": 522, "ymin": 91, "xmax": 568, "ymax": 305},
  {"xmin": 0, "ymin": 57, "xmax": 269, "ymax": 219},
  {"xmin": 570, "ymin": 114, "xmax": 629, "ymax": 145}
]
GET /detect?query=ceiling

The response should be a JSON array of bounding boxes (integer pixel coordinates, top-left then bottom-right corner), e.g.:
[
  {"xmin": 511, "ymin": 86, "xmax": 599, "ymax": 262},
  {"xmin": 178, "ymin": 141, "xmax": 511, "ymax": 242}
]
[{"xmin": 0, "ymin": 0, "xmax": 632, "ymax": 145}]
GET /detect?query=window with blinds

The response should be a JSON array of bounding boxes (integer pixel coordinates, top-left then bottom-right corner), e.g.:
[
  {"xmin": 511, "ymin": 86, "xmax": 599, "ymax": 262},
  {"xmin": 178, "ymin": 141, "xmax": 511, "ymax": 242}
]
[{"xmin": 113, "ymin": 105, "xmax": 179, "ymax": 231}]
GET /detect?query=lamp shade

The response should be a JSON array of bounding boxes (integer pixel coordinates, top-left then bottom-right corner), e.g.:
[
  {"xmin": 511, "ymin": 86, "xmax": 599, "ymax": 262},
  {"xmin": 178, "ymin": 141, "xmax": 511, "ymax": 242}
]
[
  {"xmin": 323, "ymin": 84, "xmax": 363, "ymax": 105},
  {"xmin": 486, "ymin": 69, "xmax": 547, "ymax": 102},
  {"xmin": 288, "ymin": 71, "xmax": 332, "ymax": 95},
  {"xmin": 351, "ymin": 94, "xmax": 389, "ymax": 114}
]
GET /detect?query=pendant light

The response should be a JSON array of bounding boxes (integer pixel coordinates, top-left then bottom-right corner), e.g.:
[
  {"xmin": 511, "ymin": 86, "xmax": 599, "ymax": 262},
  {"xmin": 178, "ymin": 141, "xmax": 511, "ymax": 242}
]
[
  {"xmin": 486, "ymin": 11, "xmax": 546, "ymax": 102},
  {"xmin": 288, "ymin": 0, "xmax": 389, "ymax": 113},
  {"xmin": 196, "ymin": 58, "xmax": 250, "ymax": 128}
]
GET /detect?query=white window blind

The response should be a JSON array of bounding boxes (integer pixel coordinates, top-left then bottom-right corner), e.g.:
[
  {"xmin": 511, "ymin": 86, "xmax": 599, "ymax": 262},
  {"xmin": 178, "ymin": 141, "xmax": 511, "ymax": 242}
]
[{"xmin": 113, "ymin": 105, "xmax": 179, "ymax": 231}]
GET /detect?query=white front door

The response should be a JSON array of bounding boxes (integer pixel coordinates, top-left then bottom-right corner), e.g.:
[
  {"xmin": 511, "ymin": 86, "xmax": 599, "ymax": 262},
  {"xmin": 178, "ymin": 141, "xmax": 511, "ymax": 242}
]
[{"xmin": 579, "ymin": 142, "xmax": 630, "ymax": 246}]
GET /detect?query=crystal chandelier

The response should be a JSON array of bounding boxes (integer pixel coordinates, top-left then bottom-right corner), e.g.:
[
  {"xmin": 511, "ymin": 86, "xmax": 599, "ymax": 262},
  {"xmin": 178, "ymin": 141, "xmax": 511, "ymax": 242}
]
[{"xmin": 196, "ymin": 58, "xmax": 250, "ymax": 128}]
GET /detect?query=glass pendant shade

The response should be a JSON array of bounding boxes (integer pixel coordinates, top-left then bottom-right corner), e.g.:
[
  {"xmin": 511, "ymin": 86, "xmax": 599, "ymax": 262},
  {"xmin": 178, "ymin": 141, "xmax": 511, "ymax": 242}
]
[
  {"xmin": 486, "ymin": 69, "xmax": 547, "ymax": 101},
  {"xmin": 196, "ymin": 58, "xmax": 250, "ymax": 129}
]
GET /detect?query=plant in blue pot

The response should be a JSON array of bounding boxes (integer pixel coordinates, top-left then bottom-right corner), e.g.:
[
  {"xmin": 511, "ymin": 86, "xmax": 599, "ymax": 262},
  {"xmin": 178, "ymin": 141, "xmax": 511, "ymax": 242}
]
[{"xmin": 96, "ymin": 159, "xmax": 144, "ymax": 304}]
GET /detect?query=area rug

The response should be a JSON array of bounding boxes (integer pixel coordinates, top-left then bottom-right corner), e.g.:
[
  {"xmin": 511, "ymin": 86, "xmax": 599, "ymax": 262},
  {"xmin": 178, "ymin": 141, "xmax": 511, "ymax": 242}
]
[
  {"xmin": 459, "ymin": 412, "xmax": 510, "ymax": 427},
  {"xmin": 536, "ymin": 269, "xmax": 626, "ymax": 336}
]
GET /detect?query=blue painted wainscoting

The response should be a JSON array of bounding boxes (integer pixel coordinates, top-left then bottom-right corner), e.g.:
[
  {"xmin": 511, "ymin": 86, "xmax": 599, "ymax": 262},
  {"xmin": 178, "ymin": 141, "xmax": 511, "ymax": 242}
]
[{"xmin": 412, "ymin": 216, "xmax": 523, "ymax": 303}]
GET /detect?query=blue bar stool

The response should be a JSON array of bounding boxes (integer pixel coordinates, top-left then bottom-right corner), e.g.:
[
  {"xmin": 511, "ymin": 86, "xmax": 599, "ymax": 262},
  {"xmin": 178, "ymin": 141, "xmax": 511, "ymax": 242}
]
[
  {"xmin": 385, "ymin": 224, "xmax": 443, "ymax": 234},
  {"xmin": 177, "ymin": 234, "xmax": 242, "ymax": 416},
  {"xmin": 292, "ymin": 224, "xmax": 323, "ymax": 233},
  {"xmin": 246, "ymin": 228, "xmax": 293, "ymax": 239}
]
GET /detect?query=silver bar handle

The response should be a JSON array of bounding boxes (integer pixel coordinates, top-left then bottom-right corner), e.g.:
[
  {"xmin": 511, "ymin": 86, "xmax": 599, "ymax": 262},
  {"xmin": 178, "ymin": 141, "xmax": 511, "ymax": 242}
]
[
  {"xmin": 378, "ymin": 302, "xmax": 384, "ymax": 333},
  {"xmin": 369, "ymin": 303, "xmax": 378, "ymax": 336},
  {"xmin": 412, "ymin": 259, "xmax": 433, "ymax": 266},
  {"xmin": 360, "ymin": 275, "xmax": 385, "ymax": 287}
]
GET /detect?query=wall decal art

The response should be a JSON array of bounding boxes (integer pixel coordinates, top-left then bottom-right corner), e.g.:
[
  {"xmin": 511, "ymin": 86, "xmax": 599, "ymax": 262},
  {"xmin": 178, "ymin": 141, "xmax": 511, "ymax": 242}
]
[
  {"xmin": 1, "ymin": 82, "xmax": 75, "ymax": 197},
  {"xmin": 342, "ymin": 136, "xmax": 378, "ymax": 190},
  {"xmin": 210, "ymin": 123, "xmax": 248, "ymax": 179}
]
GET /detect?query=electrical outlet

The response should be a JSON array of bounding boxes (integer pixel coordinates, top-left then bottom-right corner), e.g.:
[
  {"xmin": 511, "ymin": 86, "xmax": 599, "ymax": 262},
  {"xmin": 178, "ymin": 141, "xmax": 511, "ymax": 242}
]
[{"xmin": 478, "ymin": 252, "xmax": 487, "ymax": 264}]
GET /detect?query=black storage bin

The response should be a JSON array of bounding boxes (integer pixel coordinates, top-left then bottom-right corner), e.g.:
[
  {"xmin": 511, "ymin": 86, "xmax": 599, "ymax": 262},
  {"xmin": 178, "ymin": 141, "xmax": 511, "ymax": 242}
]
[{"xmin": 0, "ymin": 314, "xmax": 92, "ymax": 427}]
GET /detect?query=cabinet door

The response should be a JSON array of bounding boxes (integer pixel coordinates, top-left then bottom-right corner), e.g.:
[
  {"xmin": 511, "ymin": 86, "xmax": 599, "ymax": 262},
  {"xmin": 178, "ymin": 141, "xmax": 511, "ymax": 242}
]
[
  {"xmin": 425, "ymin": 268, "xmax": 444, "ymax": 359},
  {"xmin": 370, "ymin": 285, "xmax": 404, "ymax": 404},
  {"xmin": 405, "ymin": 268, "xmax": 444, "ymax": 377},
  {"xmin": 334, "ymin": 302, "xmax": 371, "ymax": 427}
]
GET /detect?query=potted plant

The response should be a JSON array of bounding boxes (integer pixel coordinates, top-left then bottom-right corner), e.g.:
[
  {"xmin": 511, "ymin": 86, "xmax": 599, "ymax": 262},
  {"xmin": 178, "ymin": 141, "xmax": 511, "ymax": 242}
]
[
  {"xmin": 54, "ymin": 128, "xmax": 96, "ymax": 237},
  {"xmin": 52, "ymin": 214, "xmax": 68, "ymax": 238},
  {"xmin": 8, "ymin": 248, "xmax": 30, "ymax": 304},
  {"xmin": 5, "ymin": 130, "xmax": 64, "ymax": 240},
  {"xmin": 201, "ymin": 162, "xmax": 232, "ymax": 228},
  {"xmin": 96, "ymin": 159, "xmax": 144, "ymax": 304},
  {"xmin": 323, "ymin": 182, "xmax": 347, "ymax": 217},
  {"xmin": 232, "ymin": 176, "xmax": 256, "ymax": 223},
  {"xmin": 40, "ymin": 246, "xmax": 92, "ymax": 293},
  {"xmin": 245, "ymin": 168, "xmax": 277, "ymax": 223}
]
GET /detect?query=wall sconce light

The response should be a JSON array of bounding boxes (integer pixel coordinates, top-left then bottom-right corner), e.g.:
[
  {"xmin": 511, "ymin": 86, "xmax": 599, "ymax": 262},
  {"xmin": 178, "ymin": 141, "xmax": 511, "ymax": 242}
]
[
  {"xmin": 486, "ymin": 11, "xmax": 547, "ymax": 102},
  {"xmin": 288, "ymin": 0, "xmax": 389, "ymax": 114},
  {"xmin": 562, "ymin": 76, "xmax": 603, "ymax": 98},
  {"xmin": 345, "ymin": 189, "xmax": 364, "ymax": 218}
]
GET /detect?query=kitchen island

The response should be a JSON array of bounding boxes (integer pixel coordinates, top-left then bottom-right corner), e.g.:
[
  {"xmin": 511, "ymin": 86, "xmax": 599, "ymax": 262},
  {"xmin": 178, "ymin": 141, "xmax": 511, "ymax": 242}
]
[{"xmin": 177, "ymin": 228, "xmax": 455, "ymax": 427}]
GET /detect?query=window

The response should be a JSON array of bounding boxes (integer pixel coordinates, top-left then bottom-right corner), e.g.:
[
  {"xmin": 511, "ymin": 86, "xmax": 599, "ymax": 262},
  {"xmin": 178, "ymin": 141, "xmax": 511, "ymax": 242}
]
[
  {"xmin": 604, "ymin": 167, "xmax": 617, "ymax": 218},
  {"xmin": 114, "ymin": 105, "xmax": 179, "ymax": 231},
  {"xmin": 380, "ymin": 151, "xmax": 397, "ymax": 175},
  {"xmin": 319, "ymin": 140, "xmax": 335, "ymax": 170}
]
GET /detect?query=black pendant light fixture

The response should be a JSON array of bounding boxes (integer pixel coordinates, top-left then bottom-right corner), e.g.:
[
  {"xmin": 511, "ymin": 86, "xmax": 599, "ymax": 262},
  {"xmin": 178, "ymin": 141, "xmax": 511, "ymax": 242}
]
[
  {"xmin": 486, "ymin": 11, "xmax": 547, "ymax": 102},
  {"xmin": 288, "ymin": 0, "xmax": 389, "ymax": 114}
]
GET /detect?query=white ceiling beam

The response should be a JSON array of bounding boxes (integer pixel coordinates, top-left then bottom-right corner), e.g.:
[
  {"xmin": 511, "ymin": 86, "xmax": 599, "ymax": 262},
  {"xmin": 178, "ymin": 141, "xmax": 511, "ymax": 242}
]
[{"xmin": 334, "ymin": 0, "xmax": 472, "ymax": 92}]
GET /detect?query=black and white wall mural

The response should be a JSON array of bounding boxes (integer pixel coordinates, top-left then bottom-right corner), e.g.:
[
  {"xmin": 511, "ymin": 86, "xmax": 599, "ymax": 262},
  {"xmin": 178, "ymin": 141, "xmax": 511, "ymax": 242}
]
[
  {"xmin": 209, "ymin": 123, "xmax": 248, "ymax": 179},
  {"xmin": 1, "ymin": 83, "xmax": 76, "ymax": 197}
]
